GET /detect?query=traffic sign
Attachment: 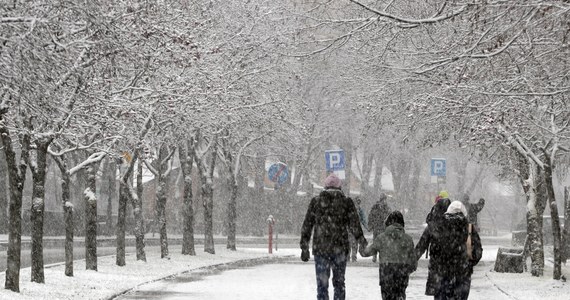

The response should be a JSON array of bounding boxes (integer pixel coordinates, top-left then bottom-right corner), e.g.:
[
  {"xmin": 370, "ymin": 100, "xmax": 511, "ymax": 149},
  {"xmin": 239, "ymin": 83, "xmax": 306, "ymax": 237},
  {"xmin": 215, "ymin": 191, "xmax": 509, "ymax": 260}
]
[
  {"xmin": 325, "ymin": 150, "xmax": 345, "ymax": 172},
  {"xmin": 430, "ymin": 158, "xmax": 446, "ymax": 177},
  {"xmin": 268, "ymin": 162, "xmax": 289, "ymax": 185}
]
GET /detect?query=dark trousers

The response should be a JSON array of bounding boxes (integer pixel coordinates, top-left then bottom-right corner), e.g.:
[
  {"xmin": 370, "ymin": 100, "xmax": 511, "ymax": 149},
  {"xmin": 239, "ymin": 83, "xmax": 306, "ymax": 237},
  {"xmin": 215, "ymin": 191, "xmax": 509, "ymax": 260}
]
[
  {"xmin": 434, "ymin": 275, "xmax": 471, "ymax": 300},
  {"xmin": 314, "ymin": 253, "xmax": 348, "ymax": 300},
  {"xmin": 379, "ymin": 263, "xmax": 410, "ymax": 300}
]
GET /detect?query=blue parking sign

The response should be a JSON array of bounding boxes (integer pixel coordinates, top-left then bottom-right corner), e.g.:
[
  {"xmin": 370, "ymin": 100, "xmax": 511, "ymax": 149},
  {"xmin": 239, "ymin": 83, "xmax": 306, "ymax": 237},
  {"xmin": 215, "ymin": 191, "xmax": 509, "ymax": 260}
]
[
  {"xmin": 430, "ymin": 158, "xmax": 446, "ymax": 177},
  {"xmin": 325, "ymin": 150, "xmax": 345, "ymax": 172}
]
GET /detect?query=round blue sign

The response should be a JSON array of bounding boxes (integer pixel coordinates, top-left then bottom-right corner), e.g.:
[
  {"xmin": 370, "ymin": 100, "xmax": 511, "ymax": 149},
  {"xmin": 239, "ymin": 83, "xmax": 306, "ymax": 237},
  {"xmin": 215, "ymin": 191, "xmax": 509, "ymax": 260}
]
[{"xmin": 268, "ymin": 162, "xmax": 289, "ymax": 185}]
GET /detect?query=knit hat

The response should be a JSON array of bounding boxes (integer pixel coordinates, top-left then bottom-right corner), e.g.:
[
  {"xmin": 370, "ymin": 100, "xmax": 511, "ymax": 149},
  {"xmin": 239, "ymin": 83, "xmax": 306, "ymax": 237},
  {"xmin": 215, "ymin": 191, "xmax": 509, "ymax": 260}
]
[
  {"xmin": 439, "ymin": 190, "xmax": 449, "ymax": 199},
  {"xmin": 324, "ymin": 173, "xmax": 342, "ymax": 189},
  {"xmin": 446, "ymin": 200, "xmax": 467, "ymax": 216},
  {"xmin": 385, "ymin": 211, "xmax": 405, "ymax": 227}
]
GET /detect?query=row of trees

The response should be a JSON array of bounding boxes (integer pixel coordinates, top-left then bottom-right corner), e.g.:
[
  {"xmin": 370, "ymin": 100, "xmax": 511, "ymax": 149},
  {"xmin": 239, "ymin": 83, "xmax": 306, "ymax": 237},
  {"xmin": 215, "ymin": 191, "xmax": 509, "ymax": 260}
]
[{"xmin": 1, "ymin": 0, "xmax": 569, "ymax": 294}]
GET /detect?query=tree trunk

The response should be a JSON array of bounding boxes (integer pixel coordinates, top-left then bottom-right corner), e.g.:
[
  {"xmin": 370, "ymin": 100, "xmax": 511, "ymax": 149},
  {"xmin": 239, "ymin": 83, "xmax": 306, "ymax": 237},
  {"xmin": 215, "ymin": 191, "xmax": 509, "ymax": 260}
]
[
  {"xmin": 179, "ymin": 142, "xmax": 196, "ymax": 255},
  {"xmin": 51, "ymin": 155, "xmax": 74, "ymax": 276},
  {"xmin": 154, "ymin": 145, "xmax": 172, "ymax": 259},
  {"xmin": 563, "ymin": 186, "xmax": 570, "ymax": 264},
  {"xmin": 202, "ymin": 178, "xmax": 215, "ymax": 254},
  {"xmin": 520, "ymin": 157, "xmax": 545, "ymax": 277},
  {"xmin": 116, "ymin": 153, "xmax": 138, "ymax": 266},
  {"xmin": 543, "ymin": 157, "xmax": 562, "ymax": 280},
  {"xmin": 1, "ymin": 123, "xmax": 30, "ymax": 292},
  {"xmin": 105, "ymin": 158, "xmax": 117, "ymax": 236},
  {"xmin": 84, "ymin": 161, "xmax": 100, "ymax": 271},
  {"xmin": 132, "ymin": 158, "xmax": 146, "ymax": 261},
  {"xmin": 116, "ymin": 180, "xmax": 128, "ymax": 266},
  {"xmin": 30, "ymin": 142, "xmax": 50, "ymax": 284},
  {"xmin": 0, "ymin": 147, "xmax": 8, "ymax": 234},
  {"xmin": 226, "ymin": 179, "xmax": 238, "ymax": 251}
]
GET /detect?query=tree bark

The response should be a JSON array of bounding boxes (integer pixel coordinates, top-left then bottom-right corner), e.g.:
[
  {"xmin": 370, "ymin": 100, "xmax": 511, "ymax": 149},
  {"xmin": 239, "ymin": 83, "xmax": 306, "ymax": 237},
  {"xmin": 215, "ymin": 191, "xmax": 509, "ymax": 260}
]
[
  {"xmin": 226, "ymin": 176, "xmax": 238, "ymax": 251},
  {"xmin": 152, "ymin": 145, "xmax": 174, "ymax": 259},
  {"xmin": 563, "ymin": 186, "xmax": 570, "ymax": 264},
  {"xmin": 52, "ymin": 155, "xmax": 74, "ymax": 277},
  {"xmin": 179, "ymin": 141, "xmax": 196, "ymax": 255},
  {"xmin": 0, "ymin": 146, "xmax": 8, "ymax": 234},
  {"xmin": 116, "ymin": 152, "xmax": 138, "ymax": 266},
  {"xmin": 104, "ymin": 158, "xmax": 117, "ymax": 236},
  {"xmin": 192, "ymin": 136, "xmax": 217, "ymax": 254},
  {"xmin": 519, "ymin": 156, "xmax": 545, "ymax": 277},
  {"xmin": 29, "ymin": 141, "xmax": 50, "ymax": 284},
  {"xmin": 1, "ymin": 120, "xmax": 30, "ymax": 292},
  {"xmin": 131, "ymin": 157, "xmax": 146, "ymax": 261},
  {"xmin": 84, "ymin": 161, "xmax": 100, "ymax": 271},
  {"xmin": 543, "ymin": 154, "xmax": 562, "ymax": 280}
]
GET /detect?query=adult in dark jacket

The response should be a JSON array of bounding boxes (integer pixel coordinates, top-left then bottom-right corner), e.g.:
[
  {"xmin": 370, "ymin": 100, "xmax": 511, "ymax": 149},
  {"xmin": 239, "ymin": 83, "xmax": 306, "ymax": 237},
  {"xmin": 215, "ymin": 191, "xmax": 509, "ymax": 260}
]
[
  {"xmin": 460, "ymin": 193, "xmax": 485, "ymax": 230},
  {"xmin": 368, "ymin": 192, "xmax": 391, "ymax": 262},
  {"xmin": 362, "ymin": 211, "xmax": 417, "ymax": 300},
  {"xmin": 300, "ymin": 173, "xmax": 367, "ymax": 300},
  {"xmin": 415, "ymin": 191, "xmax": 452, "ymax": 296},
  {"xmin": 433, "ymin": 201, "xmax": 482, "ymax": 300}
]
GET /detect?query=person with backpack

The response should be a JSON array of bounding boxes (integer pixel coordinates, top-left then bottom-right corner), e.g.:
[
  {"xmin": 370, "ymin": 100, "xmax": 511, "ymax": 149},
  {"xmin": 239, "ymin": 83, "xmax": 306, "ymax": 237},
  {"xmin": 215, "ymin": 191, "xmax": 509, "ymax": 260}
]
[
  {"xmin": 429, "ymin": 200, "xmax": 483, "ymax": 300},
  {"xmin": 361, "ymin": 210, "xmax": 417, "ymax": 300},
  {"xmin": 300, "ymin": 173, "xmax": 367, "ymax": 300},
  {"xmin": 368, "ymin": 192, "xmax": 391, "ymax": 262}
]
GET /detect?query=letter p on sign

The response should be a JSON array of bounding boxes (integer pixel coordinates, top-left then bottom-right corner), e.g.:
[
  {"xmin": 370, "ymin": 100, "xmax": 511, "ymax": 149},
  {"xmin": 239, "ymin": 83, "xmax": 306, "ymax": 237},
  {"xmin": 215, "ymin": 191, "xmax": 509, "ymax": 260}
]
[{"xmin": 325, "ymin": 150, "xmax": 345, "ymax": 172}]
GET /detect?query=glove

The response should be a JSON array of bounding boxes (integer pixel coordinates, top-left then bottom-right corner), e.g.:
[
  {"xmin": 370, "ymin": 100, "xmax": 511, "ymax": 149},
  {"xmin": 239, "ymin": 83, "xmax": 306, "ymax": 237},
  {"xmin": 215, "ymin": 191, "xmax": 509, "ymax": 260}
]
[
  {"xmin": 301, "ymin": 249, "xmax": 310, "ymax": 262},
  {"xmin": 358, "ymin": 238, "xmax": 368, "ymax": 257}
]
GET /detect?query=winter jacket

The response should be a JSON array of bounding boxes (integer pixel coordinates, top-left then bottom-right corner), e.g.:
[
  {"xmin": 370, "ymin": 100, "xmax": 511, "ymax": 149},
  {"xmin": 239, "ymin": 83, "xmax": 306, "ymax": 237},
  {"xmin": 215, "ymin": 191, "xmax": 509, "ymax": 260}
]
[
  {"xmin": 432, "ymin": 212, "xmax": 469, "ymax": 277},
  {"xmin": 415, "ymin": 198, "xmax": 451, "ymax": 296},
  {"xmin": 368, "ymin": 201, "xmax": 391, "ymax": 237},
  {"xmin": 300, "ymin": 188, "xmax": 365, "ymax": 256},
  {"xmin": 363, "ymin": 223, "xmax": 417, "ymax": 274}
]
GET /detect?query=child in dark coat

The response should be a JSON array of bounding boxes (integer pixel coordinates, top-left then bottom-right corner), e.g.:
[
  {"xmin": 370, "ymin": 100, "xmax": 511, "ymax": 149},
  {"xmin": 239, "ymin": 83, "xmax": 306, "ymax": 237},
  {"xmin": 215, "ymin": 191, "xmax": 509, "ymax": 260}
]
[{"xmin": 362, "ymin": 211, "xmax": 417, "ymax": 300}]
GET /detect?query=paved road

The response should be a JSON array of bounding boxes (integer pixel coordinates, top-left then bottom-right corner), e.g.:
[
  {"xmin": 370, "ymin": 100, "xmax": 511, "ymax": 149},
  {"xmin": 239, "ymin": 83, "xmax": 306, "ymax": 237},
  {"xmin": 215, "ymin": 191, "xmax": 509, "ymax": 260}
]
[
  {"xmin": 0, "ymin": 245, "xmax": 137, "ymax": 271},
  {"xmin": 116, "ymin": 259, "xmax": 511, "ymax": 300}
]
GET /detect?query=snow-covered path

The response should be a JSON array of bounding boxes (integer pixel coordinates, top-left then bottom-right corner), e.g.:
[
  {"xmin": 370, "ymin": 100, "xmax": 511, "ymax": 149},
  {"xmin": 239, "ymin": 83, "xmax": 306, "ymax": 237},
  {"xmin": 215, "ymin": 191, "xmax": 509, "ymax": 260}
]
[{"xmin": 116, "ymin": 259, "xmax": 511, "ymax": 300}]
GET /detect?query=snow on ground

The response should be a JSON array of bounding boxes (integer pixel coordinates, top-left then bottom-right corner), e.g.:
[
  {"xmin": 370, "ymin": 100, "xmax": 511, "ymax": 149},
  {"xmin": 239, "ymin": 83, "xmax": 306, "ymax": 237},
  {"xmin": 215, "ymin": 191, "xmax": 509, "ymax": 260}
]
[
  {"xmin": 0, "ymin": 245, "xmax": 292, "ymax": 300},
  {"xmin": 0, "ymin": 238, "xmax": 569, "ymax": 300}
]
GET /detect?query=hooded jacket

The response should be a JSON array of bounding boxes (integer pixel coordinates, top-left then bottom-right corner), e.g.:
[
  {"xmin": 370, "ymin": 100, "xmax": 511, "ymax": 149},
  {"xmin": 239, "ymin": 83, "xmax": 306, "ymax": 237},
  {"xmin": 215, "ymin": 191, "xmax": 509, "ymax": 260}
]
[
  {"xmin": 364, "ymin": 224, "xmax": 417, "ymax": 270},
  {"xmin": 300, "ymin": 188, "xmax": 365, "ymax": 255}
]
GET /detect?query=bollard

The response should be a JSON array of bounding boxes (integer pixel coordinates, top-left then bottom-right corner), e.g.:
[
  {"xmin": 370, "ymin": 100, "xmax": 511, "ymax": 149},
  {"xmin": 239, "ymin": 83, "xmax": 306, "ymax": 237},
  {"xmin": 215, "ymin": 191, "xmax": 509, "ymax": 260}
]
[{"xmin": 267, "ymin": 215, "xmax": 275, "ymax": 254}]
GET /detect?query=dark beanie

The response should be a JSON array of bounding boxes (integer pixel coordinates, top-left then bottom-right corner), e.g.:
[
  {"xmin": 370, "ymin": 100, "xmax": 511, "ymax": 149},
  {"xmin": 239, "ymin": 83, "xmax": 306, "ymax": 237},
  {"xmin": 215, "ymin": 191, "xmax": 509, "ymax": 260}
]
[{"xmin": 385, "ymin": 210, "xmax": 405, "ymax": 227}]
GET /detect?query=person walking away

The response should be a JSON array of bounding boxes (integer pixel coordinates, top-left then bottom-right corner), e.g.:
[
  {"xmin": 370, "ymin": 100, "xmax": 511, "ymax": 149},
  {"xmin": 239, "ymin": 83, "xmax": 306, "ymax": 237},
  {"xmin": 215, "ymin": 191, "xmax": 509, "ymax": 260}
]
[
  {"xmin": 415, "ymin": 190, "xmax": 452, "ymax": 296},
  {"xmin": 348, "ymin": 197, "xmax": 368, "ymax": 262},
  {"xmin": 362, "ymin": 211, "xmax": 417, "ymax": 300},
  {"xmin": 368, "ymin": 192, "xmax": 391, "ymax": 262},
  {"xmin": 300, "ymin": 173, "xmax": 367, "ymax": 300},
  {"xmin": 460, "ymin": 193, "xmax": 485, "ymax": 230},
  {"xmin": 433, "ymin": 201, "xmax": 482, "ymax": 300}
]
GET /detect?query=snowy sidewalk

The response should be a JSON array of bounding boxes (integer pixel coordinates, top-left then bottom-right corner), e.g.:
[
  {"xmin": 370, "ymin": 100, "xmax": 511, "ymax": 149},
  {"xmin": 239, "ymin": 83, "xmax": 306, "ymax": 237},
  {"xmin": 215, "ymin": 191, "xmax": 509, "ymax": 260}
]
[{"xmin": 0, "ymin": 239, "xmax": 569, "ymax": 299}]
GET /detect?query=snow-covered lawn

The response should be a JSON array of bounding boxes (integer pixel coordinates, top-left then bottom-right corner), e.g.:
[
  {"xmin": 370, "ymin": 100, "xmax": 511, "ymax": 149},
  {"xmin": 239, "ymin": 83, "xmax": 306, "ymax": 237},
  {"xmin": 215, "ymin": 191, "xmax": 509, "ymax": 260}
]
[{"xmin": 0, "ymin": 245, "xmax": 291, "ymax": 300}]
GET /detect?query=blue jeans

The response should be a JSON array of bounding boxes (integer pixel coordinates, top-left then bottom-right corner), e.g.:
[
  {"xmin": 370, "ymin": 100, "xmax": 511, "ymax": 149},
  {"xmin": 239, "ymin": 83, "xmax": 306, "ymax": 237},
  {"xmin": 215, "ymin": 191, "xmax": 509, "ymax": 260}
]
[{"xmin": 314, "ymin": 253, "xmax": 348, "ymax": 300}]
